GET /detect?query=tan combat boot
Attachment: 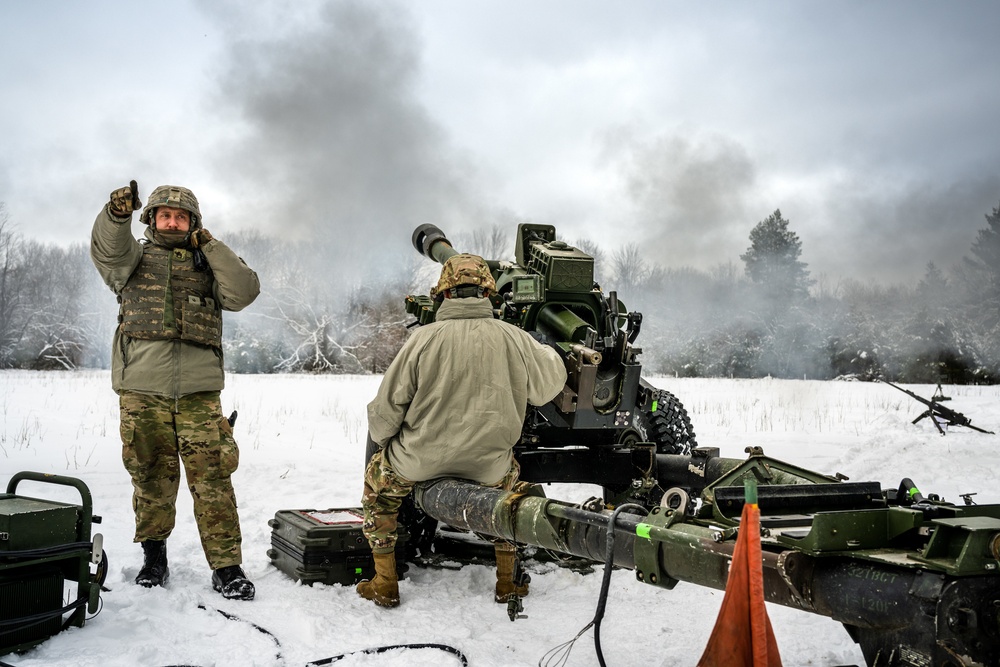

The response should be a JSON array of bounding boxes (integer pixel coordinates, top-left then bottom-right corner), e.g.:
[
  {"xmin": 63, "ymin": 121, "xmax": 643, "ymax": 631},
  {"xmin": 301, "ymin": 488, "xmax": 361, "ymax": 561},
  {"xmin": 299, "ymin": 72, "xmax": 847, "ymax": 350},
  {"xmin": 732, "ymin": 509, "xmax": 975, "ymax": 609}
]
[
  {"xmin": 357, "ymin": 551, "xmax": 400, "ymax": 608},
  {"xmin": 494, "ymin": 544, "xmax": 529, "ymax": 603}
]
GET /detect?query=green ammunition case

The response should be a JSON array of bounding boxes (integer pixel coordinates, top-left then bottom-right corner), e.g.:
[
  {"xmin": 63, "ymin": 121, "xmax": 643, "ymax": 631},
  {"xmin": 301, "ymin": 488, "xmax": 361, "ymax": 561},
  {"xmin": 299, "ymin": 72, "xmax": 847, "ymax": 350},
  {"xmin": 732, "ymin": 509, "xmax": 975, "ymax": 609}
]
[{"xmin": 0, "ymin": 496, "xmax": 80, "ymax": 552}]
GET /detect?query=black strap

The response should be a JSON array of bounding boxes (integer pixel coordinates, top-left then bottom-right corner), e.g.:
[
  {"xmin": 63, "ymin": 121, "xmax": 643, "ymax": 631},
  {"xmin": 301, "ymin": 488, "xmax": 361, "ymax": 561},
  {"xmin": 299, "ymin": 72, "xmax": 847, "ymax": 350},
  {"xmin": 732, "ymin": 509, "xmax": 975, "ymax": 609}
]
[{"xmin": 307, "ymin": 642, "xmax": 469, "ymax": 665}]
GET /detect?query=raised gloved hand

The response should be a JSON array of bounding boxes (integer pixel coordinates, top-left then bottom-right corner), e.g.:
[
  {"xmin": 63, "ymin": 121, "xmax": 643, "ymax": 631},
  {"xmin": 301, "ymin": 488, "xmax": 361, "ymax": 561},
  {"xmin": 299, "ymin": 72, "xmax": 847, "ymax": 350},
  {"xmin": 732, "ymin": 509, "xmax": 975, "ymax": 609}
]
[
  {"xmin": 108, "ymin": 180, "xmax": 141, "ymax": 217},
  {"xmin": 190, "ymin": 228, "xmax": 214, "ymax": 249}
]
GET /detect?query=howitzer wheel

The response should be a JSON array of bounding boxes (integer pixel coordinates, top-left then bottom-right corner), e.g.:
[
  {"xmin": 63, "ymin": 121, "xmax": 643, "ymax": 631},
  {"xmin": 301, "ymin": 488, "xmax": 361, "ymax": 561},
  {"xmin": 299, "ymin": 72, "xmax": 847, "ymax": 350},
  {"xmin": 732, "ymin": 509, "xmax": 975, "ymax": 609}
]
[{"xmin": 625, "ymin": 384, "xmax": 697, "ymax": 456}]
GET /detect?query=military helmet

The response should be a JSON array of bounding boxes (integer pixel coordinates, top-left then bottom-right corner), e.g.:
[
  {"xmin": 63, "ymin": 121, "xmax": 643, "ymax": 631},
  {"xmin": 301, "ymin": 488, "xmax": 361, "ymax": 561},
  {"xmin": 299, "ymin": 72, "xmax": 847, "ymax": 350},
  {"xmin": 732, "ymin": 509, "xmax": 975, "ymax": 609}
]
[
  {"xmin": 431, "ymin": 253, "xmax": 496, "ymax": 300},
  {"xmin": 139, "ymin": 185, "xmax": 202, "ymax": 227}
]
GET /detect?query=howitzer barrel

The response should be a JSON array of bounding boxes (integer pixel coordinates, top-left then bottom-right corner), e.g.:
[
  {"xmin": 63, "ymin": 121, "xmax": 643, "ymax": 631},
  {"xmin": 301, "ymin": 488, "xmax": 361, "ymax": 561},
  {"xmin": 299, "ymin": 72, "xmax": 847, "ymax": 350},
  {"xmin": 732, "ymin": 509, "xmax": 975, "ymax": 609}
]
[
  {"xmin": 414, "ymin": 477, "xmax": 1000, "ymax": 666},
  {"xmin": 412, "ymin": 223, "xmax": 458, "ymax": 265},
  {"xmin": 412, "ymin": 223, "xmax": 504, "ymax": 273}
]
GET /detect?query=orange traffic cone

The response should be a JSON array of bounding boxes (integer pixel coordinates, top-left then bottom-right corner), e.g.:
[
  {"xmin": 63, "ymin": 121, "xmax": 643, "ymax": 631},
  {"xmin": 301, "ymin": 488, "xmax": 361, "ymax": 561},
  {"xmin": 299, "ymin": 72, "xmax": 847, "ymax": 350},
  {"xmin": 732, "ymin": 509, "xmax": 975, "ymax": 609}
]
[{"xmin": 697, "ymin": 479, "xmax": 782, "ymax": 667}]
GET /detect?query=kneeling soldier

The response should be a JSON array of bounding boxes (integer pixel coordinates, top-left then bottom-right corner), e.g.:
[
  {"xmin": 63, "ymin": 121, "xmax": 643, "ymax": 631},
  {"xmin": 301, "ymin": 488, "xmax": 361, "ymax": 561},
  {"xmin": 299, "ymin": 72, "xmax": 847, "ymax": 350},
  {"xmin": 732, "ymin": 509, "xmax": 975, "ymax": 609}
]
[{"xmin": 360, "ymin": 254, "xmax": 567, "ymax": 607}]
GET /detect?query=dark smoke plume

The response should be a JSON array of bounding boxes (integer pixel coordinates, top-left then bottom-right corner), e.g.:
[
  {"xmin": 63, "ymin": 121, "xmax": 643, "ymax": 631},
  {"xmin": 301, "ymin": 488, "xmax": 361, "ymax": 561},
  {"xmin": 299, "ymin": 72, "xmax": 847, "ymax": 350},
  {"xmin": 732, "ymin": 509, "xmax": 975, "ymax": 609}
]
[{"xmin": 206, "ymin": 1, "xmax": 485, "ymax": 288}]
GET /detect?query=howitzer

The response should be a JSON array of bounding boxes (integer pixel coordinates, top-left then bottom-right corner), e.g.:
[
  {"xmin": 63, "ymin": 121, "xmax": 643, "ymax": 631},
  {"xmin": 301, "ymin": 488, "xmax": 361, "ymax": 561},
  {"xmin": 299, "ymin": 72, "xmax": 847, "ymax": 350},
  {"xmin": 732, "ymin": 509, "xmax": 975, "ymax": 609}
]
[
  {"xmin": 398, "ymin": 223, "xmax": 697, "ymax": 510},
  {"xmin": 880, "ymin": 380, "xmax": 995, "ymax": 435},
  {"xmin": 414, "ymin": 448, "xmax": 1000, "ymax": 667}
]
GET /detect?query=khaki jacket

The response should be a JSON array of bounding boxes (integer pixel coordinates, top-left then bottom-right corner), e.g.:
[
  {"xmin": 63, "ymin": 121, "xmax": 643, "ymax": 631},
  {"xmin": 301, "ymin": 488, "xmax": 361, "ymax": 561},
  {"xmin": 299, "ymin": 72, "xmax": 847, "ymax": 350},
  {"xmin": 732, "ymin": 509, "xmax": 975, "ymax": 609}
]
[
  {"xmin": 368, "ymin": 297, "xmax": 567, "ymax": 485},
  {"xmin": 90, "ymin": 204, "xmax": 260, "ymax": 398}
]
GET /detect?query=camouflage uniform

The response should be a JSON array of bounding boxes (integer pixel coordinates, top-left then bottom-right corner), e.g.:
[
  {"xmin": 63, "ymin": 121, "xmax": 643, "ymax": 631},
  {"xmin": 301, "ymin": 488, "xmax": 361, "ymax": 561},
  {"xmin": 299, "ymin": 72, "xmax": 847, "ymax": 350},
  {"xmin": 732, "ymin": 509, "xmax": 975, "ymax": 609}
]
[
  {"xmin": 91, "ymin": 184, "xmax": 259, "ymax": 571},
  {"xmin": 362, "ymin": 448, "xmax": 521, "ymax": 553},
  {"xmin": 120, "ymin": 391, "xmax": 242, "ymax": 569}
]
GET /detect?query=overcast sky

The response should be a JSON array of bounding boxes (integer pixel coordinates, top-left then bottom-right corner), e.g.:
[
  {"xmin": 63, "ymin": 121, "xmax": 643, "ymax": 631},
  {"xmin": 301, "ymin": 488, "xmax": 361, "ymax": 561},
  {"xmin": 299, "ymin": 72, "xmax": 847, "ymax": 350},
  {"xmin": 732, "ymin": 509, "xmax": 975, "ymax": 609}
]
[{"xmin": 2, "ymin": 0, "xmax": 999, "ymax": 284}]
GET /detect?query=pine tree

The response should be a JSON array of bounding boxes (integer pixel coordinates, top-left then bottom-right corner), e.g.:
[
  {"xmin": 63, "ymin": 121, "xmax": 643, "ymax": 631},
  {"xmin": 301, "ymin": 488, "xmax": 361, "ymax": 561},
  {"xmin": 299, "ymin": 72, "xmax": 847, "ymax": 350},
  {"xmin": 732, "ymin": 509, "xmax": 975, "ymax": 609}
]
[
  {"xmin": 740, "ymin": 209, "xmax": 813, "ymax": 300},
  {"xmin": 959, "ymin": 202, "xmax": 1000, "ymax": 379},
  {"xmin": 964, "ymin": 202, "xmax": 1000, "ymax": 318},
  {"xmin": 916, "ymin": 262, "xmax": 949, "ymax": 306}
]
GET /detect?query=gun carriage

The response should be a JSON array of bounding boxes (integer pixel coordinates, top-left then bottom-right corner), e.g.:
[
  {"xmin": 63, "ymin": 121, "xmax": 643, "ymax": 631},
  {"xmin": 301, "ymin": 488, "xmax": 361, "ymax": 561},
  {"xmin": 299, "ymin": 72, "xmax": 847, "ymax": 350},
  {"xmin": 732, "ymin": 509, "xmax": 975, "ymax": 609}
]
[{"xmin": 359, "ymin": 223, "xmax": 1000, "ymax": 666}]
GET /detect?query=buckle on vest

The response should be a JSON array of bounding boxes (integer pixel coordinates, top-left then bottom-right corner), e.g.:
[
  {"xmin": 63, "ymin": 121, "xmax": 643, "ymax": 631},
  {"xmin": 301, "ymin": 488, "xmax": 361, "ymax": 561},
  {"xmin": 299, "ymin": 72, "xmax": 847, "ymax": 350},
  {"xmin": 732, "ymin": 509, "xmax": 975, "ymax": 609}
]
[{"xmin": 188, "ymin": 295, "xmax": 202, "ymax": 306}]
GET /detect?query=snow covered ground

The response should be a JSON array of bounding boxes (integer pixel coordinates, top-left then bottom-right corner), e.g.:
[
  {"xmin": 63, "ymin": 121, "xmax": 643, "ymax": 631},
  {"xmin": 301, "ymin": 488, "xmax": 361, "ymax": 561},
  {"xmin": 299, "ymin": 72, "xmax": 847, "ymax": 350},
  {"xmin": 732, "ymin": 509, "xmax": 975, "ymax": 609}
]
[{"xmin": 2, "ymin": 371, "xmax": 999, "ymax": 667}]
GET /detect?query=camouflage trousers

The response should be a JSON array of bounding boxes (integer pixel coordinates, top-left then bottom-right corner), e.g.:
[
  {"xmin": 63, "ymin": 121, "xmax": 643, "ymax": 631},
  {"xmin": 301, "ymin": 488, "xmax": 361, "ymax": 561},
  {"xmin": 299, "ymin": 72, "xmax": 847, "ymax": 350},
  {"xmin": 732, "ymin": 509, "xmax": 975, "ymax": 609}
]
[
  {"xmin": 119, "ymin": 391, "xmax": 243, "ymax": 569},
  {"xmin": 362, "ymin": 449, "xmax": 521, "ymax": 554}
]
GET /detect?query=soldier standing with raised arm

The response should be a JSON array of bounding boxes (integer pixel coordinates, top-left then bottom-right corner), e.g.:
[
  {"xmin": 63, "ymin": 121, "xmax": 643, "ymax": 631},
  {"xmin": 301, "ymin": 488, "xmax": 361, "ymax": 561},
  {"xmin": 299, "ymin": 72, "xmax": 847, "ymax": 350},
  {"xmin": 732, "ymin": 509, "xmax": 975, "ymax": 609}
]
[{"xmin": 90, "ymin": 182, "xmax": 260, "ymax": 600}]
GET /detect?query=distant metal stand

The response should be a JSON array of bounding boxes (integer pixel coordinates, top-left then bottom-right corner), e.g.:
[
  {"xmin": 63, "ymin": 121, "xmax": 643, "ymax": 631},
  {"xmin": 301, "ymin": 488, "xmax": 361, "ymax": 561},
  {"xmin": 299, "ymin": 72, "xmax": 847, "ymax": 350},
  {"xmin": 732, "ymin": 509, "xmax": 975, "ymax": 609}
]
[
  {"xmin": 880, "ymin": 380, "xmax": 994, "ymax": 435},
  {"xmin": 931, "ymin": 384, "xmax": 951, "ymax": 402}
]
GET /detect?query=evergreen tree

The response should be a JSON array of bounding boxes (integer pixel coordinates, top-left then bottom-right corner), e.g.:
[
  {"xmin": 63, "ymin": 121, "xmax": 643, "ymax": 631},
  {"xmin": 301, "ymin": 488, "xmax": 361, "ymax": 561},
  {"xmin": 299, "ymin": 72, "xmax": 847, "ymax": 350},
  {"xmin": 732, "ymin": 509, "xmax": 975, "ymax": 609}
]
[
  {"xmin": 957, "ymin": 201, "xmax": 1000, "ymax": 379},
  {"xmin": 964, "ymin": 202, "xmax": 1000, "ymax": 319},
  {"xmin": 740, "ymin": 209, "xmax": 813, "ymax": 300},
  {"xmin": 916, "ymin": 262, "xmax": 950, "ymax": 309}
]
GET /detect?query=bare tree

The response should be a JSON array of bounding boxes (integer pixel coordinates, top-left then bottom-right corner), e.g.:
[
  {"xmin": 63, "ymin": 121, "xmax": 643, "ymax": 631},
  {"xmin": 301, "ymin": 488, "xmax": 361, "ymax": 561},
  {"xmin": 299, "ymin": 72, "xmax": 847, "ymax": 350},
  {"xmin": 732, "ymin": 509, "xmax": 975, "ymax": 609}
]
[
  {"xmin": 466, "ymin": 224, "xmax": 512, "ymax": 261},
  {"xmin": 610, "ymin": 242, "xmax": 650, "ymax": 297},
  {"xmin": 19, "ymin": 242, "xmax": 93, "ymax": 369},
  {"xmin": 260, "ymin": 287, "xmax": 366, "ymax": 373},
  {"xmin": 0, "ymin": 207, "xmax": 28, "ymax": 367}
]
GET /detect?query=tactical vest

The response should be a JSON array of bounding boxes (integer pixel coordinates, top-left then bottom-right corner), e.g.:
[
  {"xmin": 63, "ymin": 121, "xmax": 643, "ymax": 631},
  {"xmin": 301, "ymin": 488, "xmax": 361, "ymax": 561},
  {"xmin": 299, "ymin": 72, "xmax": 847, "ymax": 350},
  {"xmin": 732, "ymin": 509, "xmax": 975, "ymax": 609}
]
[{"xmin": 119, "ymin": 243, "xmax": 223, "ymax": 348}]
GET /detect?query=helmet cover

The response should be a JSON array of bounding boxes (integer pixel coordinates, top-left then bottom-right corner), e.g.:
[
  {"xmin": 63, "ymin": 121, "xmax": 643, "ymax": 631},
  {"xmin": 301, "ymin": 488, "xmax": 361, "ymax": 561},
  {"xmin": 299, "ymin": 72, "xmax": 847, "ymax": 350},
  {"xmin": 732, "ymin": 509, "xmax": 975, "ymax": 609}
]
[
  {"xmin": 431, "ymin": 253, "xmax": 496, "ymax": 300},
  {"xmin": 140, "ymin": 185, "xmax": 202, "ymax": 228}
]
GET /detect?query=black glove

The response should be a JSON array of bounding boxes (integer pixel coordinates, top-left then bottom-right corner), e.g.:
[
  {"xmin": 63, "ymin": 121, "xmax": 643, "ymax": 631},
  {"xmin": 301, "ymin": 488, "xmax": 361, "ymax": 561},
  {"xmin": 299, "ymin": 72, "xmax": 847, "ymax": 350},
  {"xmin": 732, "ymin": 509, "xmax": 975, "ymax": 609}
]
[{"xmin": 109, "ymin": 180, "xmax": 141, "ymax": 217}]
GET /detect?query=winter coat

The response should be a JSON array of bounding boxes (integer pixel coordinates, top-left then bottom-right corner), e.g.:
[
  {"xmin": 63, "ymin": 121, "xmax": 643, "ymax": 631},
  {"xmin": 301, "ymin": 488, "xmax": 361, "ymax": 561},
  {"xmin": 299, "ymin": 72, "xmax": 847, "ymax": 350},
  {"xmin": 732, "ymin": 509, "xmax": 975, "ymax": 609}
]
[
  {"xmin": 367, "ymin": 297, "xmax": 567, "ymax": 485},
  {"xmin": 90, "ymin": 204, "xmax": 259, "ymax": 398}
]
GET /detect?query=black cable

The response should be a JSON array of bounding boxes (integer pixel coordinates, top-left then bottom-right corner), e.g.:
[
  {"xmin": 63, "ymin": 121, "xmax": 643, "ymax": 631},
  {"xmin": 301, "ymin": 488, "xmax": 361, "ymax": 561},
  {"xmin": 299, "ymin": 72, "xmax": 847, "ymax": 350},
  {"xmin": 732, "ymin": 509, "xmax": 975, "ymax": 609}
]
[
  {"xmin": 163, "ymin": 607, "xmax": 469, "ymax": 667},
  {"xmin": 593, "ymin": 503, "xmax": 645, "ymax": 667},
  {"xmin": 0, "ymin": 542, "xmax": 94, "ymax": 561},
  {"xmin": 539, "ymin": 502, "xmax": 645, "ymax": 667},
  {"xmin": 0, "ymin": 602, "xmax": 468, "ymax": 667},
  {"xmin": 0, "ymin": 598, "xmax": 87, "ymax": 630},
  {"xmin": 200, "ymin": 605, "xmax": 283, "ymax": 664},
  {"xmin": 306, "ymin": 642, "xmax": 469, "ymax": 665}
]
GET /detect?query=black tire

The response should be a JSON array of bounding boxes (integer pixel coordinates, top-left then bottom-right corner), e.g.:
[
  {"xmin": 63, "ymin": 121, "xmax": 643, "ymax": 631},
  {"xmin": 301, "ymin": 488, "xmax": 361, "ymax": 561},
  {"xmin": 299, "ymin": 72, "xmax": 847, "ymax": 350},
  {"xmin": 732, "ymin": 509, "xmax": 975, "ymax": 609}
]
[
  {"xmin": 364, "ymin": 433, "xmax": 437, "ymax": 560},
  {"xmin": 638, "ymin": 386, "xmax": 697, "ymax": 455},
  {"xmin": 617, "ymin": 383, "xmax": 697, "ymax": 456}
]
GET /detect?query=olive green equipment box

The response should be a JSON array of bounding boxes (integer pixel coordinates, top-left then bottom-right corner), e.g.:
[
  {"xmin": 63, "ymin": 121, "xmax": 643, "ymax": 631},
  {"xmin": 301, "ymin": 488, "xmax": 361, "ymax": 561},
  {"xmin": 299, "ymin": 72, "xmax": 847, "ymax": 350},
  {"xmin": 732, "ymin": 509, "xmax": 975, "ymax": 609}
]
[
  {"xmin": 267, "ymin": 508, "xmax": 407, "ymax": 586},
  {"xmin": 1, "ymin": 472, "xmax": 106, "ymax": 656}
]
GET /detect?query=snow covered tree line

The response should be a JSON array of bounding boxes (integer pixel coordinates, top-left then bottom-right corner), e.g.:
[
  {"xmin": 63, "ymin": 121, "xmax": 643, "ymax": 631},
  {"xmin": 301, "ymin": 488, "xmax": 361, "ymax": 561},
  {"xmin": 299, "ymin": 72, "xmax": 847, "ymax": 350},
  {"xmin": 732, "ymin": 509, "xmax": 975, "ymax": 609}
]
[
  {"xmin": 633, "ymin": 206, "xmax": 1000, "ymax": 383},
  {"xmin": 0, "ymin": 201, "xmax": 998, "ymax": 382}
]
